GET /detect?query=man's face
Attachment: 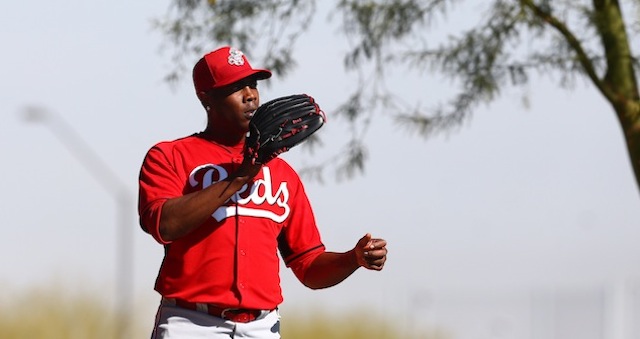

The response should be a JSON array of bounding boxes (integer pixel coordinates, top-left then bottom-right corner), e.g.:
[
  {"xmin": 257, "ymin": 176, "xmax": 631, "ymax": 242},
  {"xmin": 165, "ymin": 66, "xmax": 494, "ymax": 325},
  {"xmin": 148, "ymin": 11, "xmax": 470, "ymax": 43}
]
[{"xmin": 206, "ymin": 77, "xmax": 260, "ymax": 135}]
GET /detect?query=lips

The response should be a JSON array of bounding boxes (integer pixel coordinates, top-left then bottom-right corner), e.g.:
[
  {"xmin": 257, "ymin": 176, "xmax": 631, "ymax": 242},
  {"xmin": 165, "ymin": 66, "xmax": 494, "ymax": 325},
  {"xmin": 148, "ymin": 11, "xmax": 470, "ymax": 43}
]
[{"xmin": 244, "ymin": 110, "xmax": 256, "ymax": 120}]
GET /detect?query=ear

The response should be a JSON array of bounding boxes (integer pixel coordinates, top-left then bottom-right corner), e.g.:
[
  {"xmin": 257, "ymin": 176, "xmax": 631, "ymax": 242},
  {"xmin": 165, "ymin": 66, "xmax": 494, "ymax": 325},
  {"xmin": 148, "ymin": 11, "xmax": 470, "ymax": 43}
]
[
  {"xmin": 196, "ymin": 91, "xmax": 213, "ymax": 111},
  {"xmin": 196, "ymin": 91, "xmax": 208, "ymax": 104}
]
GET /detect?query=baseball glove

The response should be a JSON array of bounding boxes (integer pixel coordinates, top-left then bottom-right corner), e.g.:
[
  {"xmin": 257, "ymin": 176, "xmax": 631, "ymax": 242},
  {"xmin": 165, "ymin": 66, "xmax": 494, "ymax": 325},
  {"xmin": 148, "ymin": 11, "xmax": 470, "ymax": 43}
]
[{"xmin": 245, "ymin": 94, "xmax": 326, "ymax": 165}]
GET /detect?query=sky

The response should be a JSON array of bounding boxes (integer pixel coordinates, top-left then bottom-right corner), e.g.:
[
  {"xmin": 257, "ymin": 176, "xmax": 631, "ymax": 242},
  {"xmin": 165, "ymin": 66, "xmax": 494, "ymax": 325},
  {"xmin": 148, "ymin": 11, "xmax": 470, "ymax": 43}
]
[{"xmin": 2, "ymin": 0, "xmax": 640, "ymax": 337}]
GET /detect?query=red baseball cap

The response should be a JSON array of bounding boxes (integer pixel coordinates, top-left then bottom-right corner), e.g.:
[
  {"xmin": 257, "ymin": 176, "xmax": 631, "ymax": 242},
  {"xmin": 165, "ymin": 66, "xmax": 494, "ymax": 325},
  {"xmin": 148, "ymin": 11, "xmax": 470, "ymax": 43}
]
[{"xmin": 193, "ymin": 46, "xmax": 272, "ymax": 93}]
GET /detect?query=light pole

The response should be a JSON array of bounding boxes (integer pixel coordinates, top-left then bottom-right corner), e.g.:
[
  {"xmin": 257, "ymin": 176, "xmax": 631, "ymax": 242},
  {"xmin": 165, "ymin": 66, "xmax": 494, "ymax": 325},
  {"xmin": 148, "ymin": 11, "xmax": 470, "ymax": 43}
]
[{"xmin": 21, "ymin": 106, "xmax": 134, "ymax": 339}]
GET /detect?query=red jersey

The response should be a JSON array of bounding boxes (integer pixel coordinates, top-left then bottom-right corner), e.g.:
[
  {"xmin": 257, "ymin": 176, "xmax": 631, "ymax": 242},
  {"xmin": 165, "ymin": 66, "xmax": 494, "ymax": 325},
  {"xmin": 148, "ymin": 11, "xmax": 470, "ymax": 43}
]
[{"xmin": 138, "ymin": 133, "xmax": 325, "ymax": 309}]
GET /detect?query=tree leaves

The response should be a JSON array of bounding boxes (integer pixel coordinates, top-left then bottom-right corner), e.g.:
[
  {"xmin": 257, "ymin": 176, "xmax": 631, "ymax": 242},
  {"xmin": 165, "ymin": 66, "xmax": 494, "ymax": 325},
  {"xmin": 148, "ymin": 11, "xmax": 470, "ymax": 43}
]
[{"xmin": 155, "ymin": 0, "xmax": 640, "ymax": 188}]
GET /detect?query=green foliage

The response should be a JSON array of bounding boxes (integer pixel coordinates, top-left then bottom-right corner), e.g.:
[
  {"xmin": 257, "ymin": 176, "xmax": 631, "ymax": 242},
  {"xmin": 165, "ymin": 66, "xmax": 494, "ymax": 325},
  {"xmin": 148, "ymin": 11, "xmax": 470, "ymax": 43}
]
[
  {"xmin": 0, "ymin": 285, "xmax": 149, "ymax": 339},
  {"xmin": 0, "ymin": 285, "xmax": 443, "ymax": 339},
  {"xmin": 280, "ymin": 308, "xmax": 451, "ymax": 339},
  {"xmin": 338, "ymin": 0, "xmax": 429, "ymax": 66},
  {"xmin": 153, "ymin": 0, "xmax": 317, "ymax": 84},
  {"xmin": 155, "ymin": 0, "xmax": 640, "ymax": 190}
]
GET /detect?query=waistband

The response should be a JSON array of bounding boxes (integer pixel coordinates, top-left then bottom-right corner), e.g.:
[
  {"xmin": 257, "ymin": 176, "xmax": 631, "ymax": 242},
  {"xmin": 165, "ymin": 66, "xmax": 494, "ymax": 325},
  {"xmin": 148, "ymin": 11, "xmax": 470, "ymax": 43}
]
[{"xmin": 162, "ymin": 298, "xmax": 275, "ymax": 323}]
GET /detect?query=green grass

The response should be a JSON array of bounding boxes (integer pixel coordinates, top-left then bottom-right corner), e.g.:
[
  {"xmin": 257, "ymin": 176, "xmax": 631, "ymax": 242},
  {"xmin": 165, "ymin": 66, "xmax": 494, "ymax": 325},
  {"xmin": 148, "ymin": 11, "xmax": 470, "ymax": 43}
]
[
  {"xmin": 0, "ymin": 282, "xmax": 150, "ymax": 339},
  {"xmin": 280, "ymin": 308, "xmax": 452, "ymax": 339},
  {"xmin": 0, "ymin": 284, "xmax": 450, "ymax": 339}
]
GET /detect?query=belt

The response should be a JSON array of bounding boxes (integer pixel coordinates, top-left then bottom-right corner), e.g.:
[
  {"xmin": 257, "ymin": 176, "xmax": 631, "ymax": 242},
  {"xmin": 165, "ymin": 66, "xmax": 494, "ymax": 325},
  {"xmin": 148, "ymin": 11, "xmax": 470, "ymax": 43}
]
[{"xmin": 163, "ymin": 298, "xmax": 273, "ymax": 323}]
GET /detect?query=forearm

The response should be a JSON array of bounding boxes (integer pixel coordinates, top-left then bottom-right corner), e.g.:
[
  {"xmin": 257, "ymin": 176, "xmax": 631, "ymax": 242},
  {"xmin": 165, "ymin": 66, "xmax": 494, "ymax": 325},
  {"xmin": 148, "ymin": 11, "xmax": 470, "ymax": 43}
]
[
  {"xmin": 302, "ymin": 250, "xmax": 360, "ymax": 290},
  {"xmin": 302, "ymin": 234, "xmax": 388, "ymax": 289},
  {"xmin": 159, "ymin": 174, "xmax": 252, "ymax": 241}
]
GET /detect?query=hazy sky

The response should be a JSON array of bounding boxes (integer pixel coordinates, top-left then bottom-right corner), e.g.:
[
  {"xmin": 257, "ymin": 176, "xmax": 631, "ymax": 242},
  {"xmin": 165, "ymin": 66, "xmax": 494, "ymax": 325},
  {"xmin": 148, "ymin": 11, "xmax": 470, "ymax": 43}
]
[{"xmin": 2, "ymin": 0, "xmax": 639, "ymax": 334}]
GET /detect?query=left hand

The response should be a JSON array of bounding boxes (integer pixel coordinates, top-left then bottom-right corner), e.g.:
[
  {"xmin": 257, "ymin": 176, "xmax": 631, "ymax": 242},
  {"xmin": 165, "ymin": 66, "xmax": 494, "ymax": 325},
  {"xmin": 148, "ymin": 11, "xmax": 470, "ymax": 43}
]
[
  {"xmin": 354, "ymin": 233, "xmax": 388, "ymax": 271},
  {"xmin": 244, "ymin": 94, "xmax": 326, "ymax": 165}
]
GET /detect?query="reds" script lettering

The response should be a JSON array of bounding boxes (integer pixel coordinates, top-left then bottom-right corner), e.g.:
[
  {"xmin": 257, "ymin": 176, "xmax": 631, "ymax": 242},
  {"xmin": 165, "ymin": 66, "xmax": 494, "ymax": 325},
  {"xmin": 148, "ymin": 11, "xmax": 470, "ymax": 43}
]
[{"xmin": 188, "ymin": 164, "xmax": 290, "ymax": 223}]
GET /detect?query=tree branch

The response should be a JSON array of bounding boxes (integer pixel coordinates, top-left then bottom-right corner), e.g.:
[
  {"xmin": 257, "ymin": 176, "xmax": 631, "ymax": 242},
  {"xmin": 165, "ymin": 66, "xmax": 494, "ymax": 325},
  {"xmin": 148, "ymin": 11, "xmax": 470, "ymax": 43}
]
[{"xmin": 520, "ymin": 0, "xmax": 614, "ymax": 101}]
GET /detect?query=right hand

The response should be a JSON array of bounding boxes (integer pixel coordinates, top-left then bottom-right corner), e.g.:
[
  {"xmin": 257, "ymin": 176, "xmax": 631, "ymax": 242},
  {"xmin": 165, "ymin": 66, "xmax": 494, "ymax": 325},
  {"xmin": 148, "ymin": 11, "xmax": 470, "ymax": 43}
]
[
  {"xmin": 233, "ymin": 157, "xmax": 263, "ymax": 181},
  {"xmin": 243, "ymin": 122, "xmax": 262, "ymax": 165}
]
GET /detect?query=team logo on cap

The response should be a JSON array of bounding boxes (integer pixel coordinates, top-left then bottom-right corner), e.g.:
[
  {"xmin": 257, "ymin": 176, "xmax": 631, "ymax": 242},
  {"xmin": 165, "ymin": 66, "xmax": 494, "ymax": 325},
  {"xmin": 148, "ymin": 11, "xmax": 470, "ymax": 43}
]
[{"xmin": 228, "ymin": 48, "xmax": 245, "ymax": 66}]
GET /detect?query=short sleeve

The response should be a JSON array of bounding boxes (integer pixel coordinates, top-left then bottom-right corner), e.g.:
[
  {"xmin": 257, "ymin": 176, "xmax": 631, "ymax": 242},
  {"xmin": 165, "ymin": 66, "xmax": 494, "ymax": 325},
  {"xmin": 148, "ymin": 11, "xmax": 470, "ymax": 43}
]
[
  {"xmin": 276, "ymin": 161, "xmax": 325, "ymax": 282},
  {"xmin": 138, "ymin": 144, "xmax": 184, "ymax": 244}
]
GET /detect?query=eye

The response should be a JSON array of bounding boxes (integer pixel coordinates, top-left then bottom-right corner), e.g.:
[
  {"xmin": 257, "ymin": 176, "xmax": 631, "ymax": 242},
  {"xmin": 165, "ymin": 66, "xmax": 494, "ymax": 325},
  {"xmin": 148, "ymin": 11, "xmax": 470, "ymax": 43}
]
[
  {"xmin": 229, "ymin": 84, "xmax": 243, "ymax": 92},
  {"xmin": 216, "ymin": 79, "xmax": 259, "ymax": 96},
  {"xmin": 237, "ymin": 80, "xmax": 257, "ymax": 90}
]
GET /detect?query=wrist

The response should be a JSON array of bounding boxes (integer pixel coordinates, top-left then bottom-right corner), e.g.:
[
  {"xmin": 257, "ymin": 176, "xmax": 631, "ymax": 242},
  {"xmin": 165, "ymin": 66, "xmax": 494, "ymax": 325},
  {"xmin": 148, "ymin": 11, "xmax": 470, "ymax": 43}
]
[
  {"xmin": 348, "ymin": 248, "xmax": 360, "ymax": 268},
  {"xmin": 228, "ymin": 165, "xmax": 260, "ymax": 183}
]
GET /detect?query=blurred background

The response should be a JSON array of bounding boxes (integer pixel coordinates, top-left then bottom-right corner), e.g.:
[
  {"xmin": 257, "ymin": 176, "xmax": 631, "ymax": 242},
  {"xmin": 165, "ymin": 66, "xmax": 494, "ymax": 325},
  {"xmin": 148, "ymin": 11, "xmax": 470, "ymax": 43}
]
[{"xmin": 1, "ymin": 1, "xmax": 639, "ymax": 338}]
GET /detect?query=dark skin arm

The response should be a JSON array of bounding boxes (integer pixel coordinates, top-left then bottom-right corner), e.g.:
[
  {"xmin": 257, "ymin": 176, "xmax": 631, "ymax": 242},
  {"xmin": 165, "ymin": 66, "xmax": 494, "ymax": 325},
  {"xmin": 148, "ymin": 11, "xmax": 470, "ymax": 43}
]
[
  {"xmin": 303, "ymin": 233, "xmax": 388, "ymax": 289},
  {"xmin": 158, "ymin": 160, "xmax": 262, "ymax": 242},
  {"xmin": 158, "ymin": 78, "xmax": 263, "ymax": 241}
]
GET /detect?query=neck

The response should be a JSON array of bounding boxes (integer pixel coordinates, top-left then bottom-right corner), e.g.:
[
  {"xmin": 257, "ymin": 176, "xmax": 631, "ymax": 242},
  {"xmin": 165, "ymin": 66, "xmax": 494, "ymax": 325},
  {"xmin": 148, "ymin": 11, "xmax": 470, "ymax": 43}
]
[{"xmin": 200, "ymin": 127, "xmax": 245, "ymax": 147}]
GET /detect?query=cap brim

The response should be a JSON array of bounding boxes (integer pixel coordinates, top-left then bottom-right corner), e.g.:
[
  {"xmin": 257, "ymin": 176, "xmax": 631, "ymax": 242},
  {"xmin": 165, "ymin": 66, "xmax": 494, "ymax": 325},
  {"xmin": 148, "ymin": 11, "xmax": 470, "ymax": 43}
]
[{"xmin": 212, "ymin": 69, "xmax": 272, "ymax": 89}]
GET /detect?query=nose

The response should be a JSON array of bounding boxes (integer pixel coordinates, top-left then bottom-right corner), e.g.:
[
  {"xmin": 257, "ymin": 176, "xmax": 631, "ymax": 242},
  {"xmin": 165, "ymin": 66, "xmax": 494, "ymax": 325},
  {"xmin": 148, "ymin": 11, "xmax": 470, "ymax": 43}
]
[{"xmin": 242, "ymin": 86, "xmax": 257, "ymax": 102}]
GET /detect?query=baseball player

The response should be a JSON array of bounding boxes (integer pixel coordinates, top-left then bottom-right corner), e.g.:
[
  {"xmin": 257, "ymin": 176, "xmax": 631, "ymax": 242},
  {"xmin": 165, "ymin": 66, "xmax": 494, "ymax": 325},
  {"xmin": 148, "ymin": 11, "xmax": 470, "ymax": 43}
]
[{"xmin": 138, "ymin": 46, "xmax": 388, "ymax": 338}]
